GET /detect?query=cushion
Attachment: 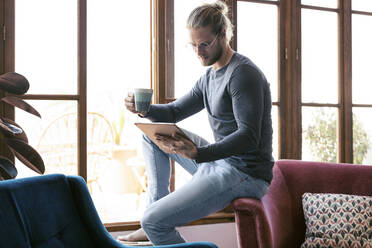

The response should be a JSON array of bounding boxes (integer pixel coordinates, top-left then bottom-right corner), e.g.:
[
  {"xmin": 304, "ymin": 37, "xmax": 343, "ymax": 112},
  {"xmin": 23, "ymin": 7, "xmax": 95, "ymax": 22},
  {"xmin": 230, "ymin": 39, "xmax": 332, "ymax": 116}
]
[{"xmin": 301, "ymin": 193, "xmax": 372, "ymax": 248}]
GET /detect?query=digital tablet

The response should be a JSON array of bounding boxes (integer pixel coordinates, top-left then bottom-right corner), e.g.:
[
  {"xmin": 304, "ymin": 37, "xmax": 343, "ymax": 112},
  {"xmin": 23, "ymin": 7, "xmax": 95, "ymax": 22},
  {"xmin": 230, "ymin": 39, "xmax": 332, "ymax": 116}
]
[{"xmin": 134, "ymin": 122, "xmax": 193, "ymax": 144}]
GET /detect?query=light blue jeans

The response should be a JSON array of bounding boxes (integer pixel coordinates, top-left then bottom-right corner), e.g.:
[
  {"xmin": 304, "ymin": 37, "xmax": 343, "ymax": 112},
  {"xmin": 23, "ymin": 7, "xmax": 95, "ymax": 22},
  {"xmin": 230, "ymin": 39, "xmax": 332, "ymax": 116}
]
[{"xmin": 140, "ymin": 130, "xmax": 269, "ymax": 245}]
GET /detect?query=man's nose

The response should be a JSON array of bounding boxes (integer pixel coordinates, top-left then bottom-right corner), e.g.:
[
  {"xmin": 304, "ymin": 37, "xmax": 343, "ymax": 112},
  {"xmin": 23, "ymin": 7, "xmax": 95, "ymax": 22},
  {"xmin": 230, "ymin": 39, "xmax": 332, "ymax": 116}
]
[{"xmin": 196, "ymin": 47, "xmax": 204, "ymax": 55}]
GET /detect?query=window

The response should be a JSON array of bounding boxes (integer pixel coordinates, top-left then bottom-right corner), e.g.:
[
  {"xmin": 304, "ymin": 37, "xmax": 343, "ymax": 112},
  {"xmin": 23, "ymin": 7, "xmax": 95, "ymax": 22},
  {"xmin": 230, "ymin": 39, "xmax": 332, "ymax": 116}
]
[
  {"xmin": 14, "ymin": 0, "xmax": 79, "ymax": 178},
  {"xmin": 237, "ymin": 0, "xmax": 279, "ymax": 160},
  {"xmin": 351, "ymin": 5, "xmax": 372, "ymax": 164},
  {"xmin": 301, "ymin": 0, "xmax": 337, "ymax": 8},
  {"xmin": 2, "ymin": 0, "xmax": 371, "ymax": 231},
  {"xmin": 299, "ymin": 0, "xmax": 372, "ymax": 164},
  {"xmin": 86, "ymin": 0, "xmax": 151, "ymax": 223},
  {"xmin": 10, "ymin": 0, "xmax": 151, "ymax": 224},
  {"xmin": 352, "ymin": 0, "xmax": 372, "ymax": 12},
  {"xmin": 301, "ymin": 4, "xmax": 339, "ymax": 162}
]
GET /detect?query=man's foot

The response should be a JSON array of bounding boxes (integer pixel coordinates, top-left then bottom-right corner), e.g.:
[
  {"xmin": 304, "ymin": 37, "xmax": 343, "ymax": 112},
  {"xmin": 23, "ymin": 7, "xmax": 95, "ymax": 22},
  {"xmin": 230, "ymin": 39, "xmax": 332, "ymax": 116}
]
[{"xmin": 117, "ymin": 228, "xmax": 149, "ymax": 242}]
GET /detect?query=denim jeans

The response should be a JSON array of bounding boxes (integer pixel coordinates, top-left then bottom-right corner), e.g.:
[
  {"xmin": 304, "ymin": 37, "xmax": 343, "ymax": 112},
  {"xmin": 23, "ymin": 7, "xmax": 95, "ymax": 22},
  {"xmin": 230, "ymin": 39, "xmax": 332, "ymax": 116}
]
[{"xmin": 140, "ymin": 129, "xmax": 269, "ymax": 245}]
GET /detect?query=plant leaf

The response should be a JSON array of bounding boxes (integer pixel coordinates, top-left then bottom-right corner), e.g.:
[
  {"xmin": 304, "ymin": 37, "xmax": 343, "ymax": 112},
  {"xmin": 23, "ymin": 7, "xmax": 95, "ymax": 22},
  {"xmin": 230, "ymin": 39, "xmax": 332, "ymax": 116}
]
[
  {"xmin": 0, "ymin": 156, "xmax": 18, "ymax": 180},
  {"xmin": 0, "ymin": 117, "xmax": 28, "ymax": 143},
  {"xmin": 0, "ymin": 118, "xmax": 21, "ymax": 135},
  {"xmin": 1, "ymin": 96, "xmax": 41, "ymax": 118},
  {"xmin": 5, "ymin": 138, "xmax": 45, "ymax": 174},
  {"xmin": 0, "ymin": 72, "xmax": 29, "ymax": 95}
]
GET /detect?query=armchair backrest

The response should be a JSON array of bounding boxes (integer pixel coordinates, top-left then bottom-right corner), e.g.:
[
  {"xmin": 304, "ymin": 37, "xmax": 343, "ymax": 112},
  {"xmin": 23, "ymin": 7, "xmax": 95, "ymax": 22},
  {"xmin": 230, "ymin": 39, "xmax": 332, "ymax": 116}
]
[
  {"xmin": 262, "ymin": 160, "xmax": 372, "ymax": 248},
  {"xmin": 0, "ymin": 174, "xmax": 96, "ymax": 248},
  {"xmin": 0, "ymin": 174, "xmax": 220, "ymax": 248}
]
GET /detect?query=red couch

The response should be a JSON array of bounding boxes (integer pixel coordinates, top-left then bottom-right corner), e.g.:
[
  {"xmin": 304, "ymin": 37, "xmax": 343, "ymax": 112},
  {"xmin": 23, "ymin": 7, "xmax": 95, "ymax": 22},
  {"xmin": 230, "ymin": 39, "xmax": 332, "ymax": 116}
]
[{"xmin": 232, "ymin": 159, "xmax": 372, "ymax": 248}]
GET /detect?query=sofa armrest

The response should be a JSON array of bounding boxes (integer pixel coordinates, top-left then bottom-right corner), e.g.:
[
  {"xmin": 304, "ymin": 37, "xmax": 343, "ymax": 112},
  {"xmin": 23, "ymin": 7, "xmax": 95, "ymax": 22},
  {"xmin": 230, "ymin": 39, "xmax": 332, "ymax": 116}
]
[{"xmin": 232, "ymin": 198, "xmax": 272, "ymax": 248}]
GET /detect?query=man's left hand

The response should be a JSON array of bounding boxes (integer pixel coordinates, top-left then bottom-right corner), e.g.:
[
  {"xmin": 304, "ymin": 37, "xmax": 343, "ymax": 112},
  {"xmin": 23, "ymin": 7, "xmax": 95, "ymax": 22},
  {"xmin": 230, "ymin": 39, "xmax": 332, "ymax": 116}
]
[{"xmin": 154, "ymin": 133, "xmax": 198, "ymax": 159}]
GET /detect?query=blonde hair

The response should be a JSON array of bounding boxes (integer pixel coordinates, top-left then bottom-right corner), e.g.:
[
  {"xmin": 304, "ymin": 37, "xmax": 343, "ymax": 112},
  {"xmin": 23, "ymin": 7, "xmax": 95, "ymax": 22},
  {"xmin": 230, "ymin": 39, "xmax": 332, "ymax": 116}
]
[{"xmin": 187, "ymin": 1, "xmax": 234, "ymax": 44}]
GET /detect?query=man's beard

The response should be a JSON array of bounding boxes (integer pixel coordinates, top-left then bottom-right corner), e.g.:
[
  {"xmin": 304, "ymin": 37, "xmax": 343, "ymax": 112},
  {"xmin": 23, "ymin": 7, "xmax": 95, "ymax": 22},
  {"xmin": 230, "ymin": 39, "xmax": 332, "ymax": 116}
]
[{"xmin": 200, "ymin": 43, "xmax": 224, "ymax": 67}]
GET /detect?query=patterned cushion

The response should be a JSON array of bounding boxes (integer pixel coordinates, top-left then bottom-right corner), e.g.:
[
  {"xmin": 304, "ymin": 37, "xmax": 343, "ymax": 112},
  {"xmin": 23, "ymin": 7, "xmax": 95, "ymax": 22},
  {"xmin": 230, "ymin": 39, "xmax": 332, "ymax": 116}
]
[{"xmin": 301, "ymin": 193, "xmax": 372, "ymax": 248}]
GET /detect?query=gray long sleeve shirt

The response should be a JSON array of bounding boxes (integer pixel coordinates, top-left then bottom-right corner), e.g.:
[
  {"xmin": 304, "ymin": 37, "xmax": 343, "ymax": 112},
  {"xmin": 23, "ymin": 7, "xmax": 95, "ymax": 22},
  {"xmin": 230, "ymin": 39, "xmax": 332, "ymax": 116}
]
[{"xmin": 145, "ymin": 53, "xmax": 274, "ymax": 182}]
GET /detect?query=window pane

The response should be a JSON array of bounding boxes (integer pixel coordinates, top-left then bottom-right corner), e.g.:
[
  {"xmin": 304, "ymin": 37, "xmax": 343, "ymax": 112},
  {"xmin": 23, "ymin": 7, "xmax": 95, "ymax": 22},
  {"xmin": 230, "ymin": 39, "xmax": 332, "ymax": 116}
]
[
  {"xmin": 272, "ymin": 106, "xmax": 278, "ymax": 161},
  {"xmin": 301, "ymin": 0, "xmax": 338, "ymax": 8},
  {"xmin": 15, "ymin": 101, "xmax": 77, "ymax": 178},
  {"xmin": 174, "ymin": 0, "xmax": 215, "ymax": 98},
  {"xmin": 301, "ymin": 9, "xmax": 338, "ymax": 103},
  {"xmin": 352, "ymin": 15, "xmax": 372, "ymax": 104},
  {"xmin": 352, "ymin": 108, "xmax": 372, "ymax": 165},
  {"xmin": 237, "ymin": 1, "xmax": 278, "ymax": 102},
  {"xmin": 302, "ymin": 107, "xmax": 338, "ymax": 162},
  {"xmin": 87, "ymin": 0, "xmax": 151, "ymax": 223},
  {"xmin": 352, "ymin": 0, "xmax": 372, "ymax": 12},
  {"xmin": 15, "ymin": 0, "xmax": 77, "ymax": 94}
]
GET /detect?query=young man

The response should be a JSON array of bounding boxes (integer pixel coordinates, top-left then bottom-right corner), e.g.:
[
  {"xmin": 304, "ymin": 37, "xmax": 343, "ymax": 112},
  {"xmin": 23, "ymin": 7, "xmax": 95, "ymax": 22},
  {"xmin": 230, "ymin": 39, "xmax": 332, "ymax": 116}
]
[{"xmin": 120, "ymin": 1, "xmax": 274, "ymax": 245}]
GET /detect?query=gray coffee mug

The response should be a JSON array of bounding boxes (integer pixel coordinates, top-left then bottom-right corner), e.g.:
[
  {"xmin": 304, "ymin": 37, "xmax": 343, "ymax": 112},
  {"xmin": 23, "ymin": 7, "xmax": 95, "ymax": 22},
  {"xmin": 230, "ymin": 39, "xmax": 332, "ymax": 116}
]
[{"xmin": 134, "ymin": 88, "xmax": 153, "ymax": 112}]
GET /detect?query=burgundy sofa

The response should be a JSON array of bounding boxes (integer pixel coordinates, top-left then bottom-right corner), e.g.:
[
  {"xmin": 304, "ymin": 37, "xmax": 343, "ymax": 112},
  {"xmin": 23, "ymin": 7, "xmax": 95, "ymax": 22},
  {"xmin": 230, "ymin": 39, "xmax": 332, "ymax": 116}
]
[{"xmin": 232, "ymin": 159, "xmax": 372, "ymax": 248}]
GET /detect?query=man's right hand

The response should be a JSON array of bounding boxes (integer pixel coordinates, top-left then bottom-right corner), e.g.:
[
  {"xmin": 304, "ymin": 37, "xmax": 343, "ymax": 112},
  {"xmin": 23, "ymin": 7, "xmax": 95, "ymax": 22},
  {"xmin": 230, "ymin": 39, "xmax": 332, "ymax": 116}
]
[{"xmin": 124, "ymin": 92, "xmax": 148, "ymax": 116}]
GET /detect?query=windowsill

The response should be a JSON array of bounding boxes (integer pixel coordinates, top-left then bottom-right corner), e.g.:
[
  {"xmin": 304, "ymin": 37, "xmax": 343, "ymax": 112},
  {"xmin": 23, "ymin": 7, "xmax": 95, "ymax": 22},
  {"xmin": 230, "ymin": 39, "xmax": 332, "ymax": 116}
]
[{"xmin": 104, "ymin": 211, "xmax": 235, "ymax": 232}]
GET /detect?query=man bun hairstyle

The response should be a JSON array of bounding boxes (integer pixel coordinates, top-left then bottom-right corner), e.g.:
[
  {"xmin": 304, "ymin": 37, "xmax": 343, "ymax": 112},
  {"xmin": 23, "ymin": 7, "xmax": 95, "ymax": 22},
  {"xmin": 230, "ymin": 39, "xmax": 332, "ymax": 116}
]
[{"xmin": 187, "ymin": 1, "xmax": 234, "ymax": 44}]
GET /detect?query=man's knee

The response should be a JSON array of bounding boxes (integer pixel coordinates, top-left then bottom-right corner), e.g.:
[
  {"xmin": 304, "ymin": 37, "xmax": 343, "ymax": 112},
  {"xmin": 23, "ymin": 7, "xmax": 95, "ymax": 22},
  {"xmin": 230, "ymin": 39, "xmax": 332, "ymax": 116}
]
[
  {"xmin": 140, "ymin": 206, "xmax": 162, "ymax": 238},
  {"xmin": 141, "ymin": 205, "xmax": 184, "ymax": 245}
]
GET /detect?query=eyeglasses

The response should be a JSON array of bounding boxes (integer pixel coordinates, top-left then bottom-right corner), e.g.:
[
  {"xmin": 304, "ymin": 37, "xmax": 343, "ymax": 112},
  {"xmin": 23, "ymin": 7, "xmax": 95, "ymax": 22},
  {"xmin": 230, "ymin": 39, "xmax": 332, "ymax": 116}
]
[{"xmin": 188, "ymin": 35, "xmax": 219, "ymax": 51}]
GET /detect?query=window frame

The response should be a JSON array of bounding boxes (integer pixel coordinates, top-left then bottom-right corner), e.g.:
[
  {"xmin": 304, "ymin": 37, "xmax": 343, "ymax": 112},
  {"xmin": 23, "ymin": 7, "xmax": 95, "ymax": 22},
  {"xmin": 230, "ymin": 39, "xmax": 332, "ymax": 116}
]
[{"xmin": 1, "ymin": 0, "xmax": 88, "ymax": 179}]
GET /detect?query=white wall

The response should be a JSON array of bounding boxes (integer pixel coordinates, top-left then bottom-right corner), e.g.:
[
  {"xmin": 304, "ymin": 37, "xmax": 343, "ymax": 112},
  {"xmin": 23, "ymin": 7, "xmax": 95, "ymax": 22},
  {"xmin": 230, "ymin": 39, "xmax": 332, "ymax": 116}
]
[{"xmin": 111, "ymin": 222, "xmax": 238, "ymax": 248}]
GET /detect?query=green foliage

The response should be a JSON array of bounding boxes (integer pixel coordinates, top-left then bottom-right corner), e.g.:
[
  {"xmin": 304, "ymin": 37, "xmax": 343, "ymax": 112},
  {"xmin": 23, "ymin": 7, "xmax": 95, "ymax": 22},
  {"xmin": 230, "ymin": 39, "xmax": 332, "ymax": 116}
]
[
  {"xmin": 304, "ymin": 108, "xmax": 370, "ymax": 163},
  {"xmin": 352, "ymin": 116, "xmax": 370, "ymax": 164}
]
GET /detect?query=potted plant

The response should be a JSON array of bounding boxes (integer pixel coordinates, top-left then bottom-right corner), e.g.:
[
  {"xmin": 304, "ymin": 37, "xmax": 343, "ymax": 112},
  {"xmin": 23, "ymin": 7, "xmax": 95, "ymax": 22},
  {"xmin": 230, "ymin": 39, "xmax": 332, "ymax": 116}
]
[{"xmin": 0, "ymin": 72, "xmax": 44, "ymax": 180}]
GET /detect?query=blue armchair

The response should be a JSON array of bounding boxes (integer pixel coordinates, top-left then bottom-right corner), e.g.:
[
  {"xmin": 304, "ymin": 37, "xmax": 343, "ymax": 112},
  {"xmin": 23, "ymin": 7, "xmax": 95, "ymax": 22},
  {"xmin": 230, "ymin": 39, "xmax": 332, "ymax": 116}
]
[{"xmin": 0, "ymin": 174, "xmax": 217, "ymax": 248}]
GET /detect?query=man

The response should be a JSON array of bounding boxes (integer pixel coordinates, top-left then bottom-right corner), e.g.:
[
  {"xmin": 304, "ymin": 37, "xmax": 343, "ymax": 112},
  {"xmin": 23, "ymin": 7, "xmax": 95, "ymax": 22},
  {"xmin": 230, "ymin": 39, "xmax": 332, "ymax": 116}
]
[{"xmin": 120, "ymin": 1, "xmax": 274, "ymax": 245}]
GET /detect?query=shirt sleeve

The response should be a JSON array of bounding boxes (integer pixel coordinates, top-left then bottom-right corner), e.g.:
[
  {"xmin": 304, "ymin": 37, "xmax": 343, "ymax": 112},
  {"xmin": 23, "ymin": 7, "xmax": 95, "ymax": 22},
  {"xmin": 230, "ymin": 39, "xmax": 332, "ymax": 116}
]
[
  {"xmin": 195, "ymin": 64, "xmax": 268, "ymax": 163},
  {"xmin": 143, "ymin": 77, "xmax": 205, "ymax": 123}
]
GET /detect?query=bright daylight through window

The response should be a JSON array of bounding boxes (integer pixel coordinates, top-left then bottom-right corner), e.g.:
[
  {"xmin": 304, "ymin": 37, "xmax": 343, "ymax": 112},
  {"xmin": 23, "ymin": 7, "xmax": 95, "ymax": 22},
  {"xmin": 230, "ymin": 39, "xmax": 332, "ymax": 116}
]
[
  {"xmin": 14, "ymin": 0, "xmax": 151, "ymax": 223},
  {"xmin": 10, "ymin": 0, "xmax": 372, "ymax": 226}
]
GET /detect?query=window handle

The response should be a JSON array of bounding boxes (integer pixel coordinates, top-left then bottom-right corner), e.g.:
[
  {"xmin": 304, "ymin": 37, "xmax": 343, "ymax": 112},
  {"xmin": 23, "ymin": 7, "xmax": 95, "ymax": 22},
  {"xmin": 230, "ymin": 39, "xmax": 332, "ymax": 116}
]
[
  {"xmin": 296, "ymin": 48, "xmax": 299, "ymax": 61},
  {"xmin": 285, "ymin": 48, "xmax": 288, "ymax": 60}
]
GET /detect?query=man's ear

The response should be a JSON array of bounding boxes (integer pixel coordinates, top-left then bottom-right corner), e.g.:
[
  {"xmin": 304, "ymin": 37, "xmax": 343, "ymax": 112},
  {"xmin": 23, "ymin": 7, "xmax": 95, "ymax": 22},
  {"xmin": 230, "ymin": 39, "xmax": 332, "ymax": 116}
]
[
  {"xmin": 220, "ymin": 28, "xmax": 226, "ymax": 38},
  {"xmin": 219, "ymin": 29, "xmax": 228, "ymax": 44}
]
